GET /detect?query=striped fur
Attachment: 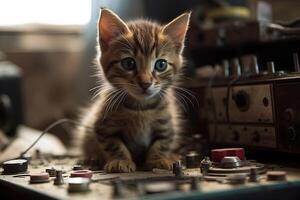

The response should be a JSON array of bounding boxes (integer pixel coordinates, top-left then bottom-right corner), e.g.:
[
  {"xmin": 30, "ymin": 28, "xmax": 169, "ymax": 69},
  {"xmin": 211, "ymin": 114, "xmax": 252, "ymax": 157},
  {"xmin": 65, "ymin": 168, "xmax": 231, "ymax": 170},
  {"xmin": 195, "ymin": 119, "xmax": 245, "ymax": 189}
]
[{"xmin": 75, "ymin": 8, "xmax": 191, "ymax": 172}]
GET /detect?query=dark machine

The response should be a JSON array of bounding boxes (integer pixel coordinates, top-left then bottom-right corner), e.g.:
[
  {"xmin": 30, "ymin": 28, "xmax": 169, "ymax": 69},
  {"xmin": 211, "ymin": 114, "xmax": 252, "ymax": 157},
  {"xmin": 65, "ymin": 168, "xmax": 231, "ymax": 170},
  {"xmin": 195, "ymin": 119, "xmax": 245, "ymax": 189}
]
[{"xmin": 0, "ymin": 53, "xmax": 23, "ymax": 138}]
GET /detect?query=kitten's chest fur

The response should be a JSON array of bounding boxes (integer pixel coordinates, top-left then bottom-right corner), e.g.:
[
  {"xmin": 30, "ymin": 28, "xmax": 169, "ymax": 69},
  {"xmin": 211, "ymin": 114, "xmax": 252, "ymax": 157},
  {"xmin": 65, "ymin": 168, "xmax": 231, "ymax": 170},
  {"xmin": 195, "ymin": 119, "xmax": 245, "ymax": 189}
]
[
  {"xmin": 107, "ymin": 108, "xmax": 168, "ymax": 164},
  {"xmin": 114, "ymin": 110, "xmax": 160, "ymax": 163}
]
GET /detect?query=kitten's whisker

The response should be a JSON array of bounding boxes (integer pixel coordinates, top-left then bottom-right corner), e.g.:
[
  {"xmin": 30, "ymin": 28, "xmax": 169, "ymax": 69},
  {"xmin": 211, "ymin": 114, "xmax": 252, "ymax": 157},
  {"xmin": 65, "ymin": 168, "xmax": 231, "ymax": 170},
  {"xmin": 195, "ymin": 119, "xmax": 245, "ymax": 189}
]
[
  {"xmin": 110, "ymin": 89, "xmax": 124, "ymax": 112},
  {"xmin": 180, "ymin": 92, "xmax": 194, "ymax": 109},
  {"xmin": 89, "ymin": 85, "xmax": 104, "ymax": 92},
  {"xmin": 90, "ymin": 73, "xmax": 103, "ymax": 78},
  {"xmin": 91, "ymin": 85, "xmax": 113, "ymax": 100},
  {"xmin": 106, "ymin": 88, "xmax": 124, "ymax": 115},
  {"xmin": 171, "ymin": 86, "xmax": 199, "ymax": 108},
  {"xmin": 102, "ymin": 88, "xmax": 122, "ymax": 119},
  {"xmin": 91, "ymin": 89, "xmax": 103, "ymax": 100},
  {"xmin": 173, "ymin": 88, "xmax": 194, "ymax": 108},
  {"xmin": 158, "ymin": 90, "xmax": 168, "ymax": 102},
  {"xmin": 176, "ymin": 94, "xmax": 189, "ymax": 113},
  {"xmin": 175, "ymin": 92, "xmax": 195, "ymax": 112},
  {"xmin": 111, "ymin": 82, "xmax": 137, "ymax": 87},
  {"xmin": 115, "ymin": 90, "xmax": 127, "ymax": 111}
]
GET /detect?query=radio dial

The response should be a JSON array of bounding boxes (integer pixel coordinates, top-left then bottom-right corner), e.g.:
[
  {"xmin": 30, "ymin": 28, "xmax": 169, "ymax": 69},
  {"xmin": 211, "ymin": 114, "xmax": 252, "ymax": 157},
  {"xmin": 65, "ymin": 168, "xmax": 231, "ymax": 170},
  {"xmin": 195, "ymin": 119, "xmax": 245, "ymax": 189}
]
[
  {"xmin": 233, "ymin": 90, "xmax": 250, "ymax": 112},
  {"xmin": 283, "ymin": 108, "xmax": 295, "ymax": 123},
  {"xmin": 287, "ymin": 127, "xmax": 297, "ymax": 141}
]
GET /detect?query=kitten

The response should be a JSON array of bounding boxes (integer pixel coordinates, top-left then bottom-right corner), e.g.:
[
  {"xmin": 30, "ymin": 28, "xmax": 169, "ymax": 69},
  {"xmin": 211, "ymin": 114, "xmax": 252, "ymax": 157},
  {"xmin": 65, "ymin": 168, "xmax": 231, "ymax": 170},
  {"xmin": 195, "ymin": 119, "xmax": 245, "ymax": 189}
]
[{"xmin": 76, "ymin": 8, "xmax": 191, "ymax": 173}]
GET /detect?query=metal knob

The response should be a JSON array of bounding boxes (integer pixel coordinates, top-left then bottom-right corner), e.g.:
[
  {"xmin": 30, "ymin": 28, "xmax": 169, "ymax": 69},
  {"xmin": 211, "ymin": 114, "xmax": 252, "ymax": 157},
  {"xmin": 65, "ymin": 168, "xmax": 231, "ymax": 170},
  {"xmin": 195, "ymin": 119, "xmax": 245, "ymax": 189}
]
[
  {"xmin": 222, "ymin": 60, "xmax": 230, "ymax": 77},
  {"xmin": 46, "ymin": 167, "xmax": 57, "ymax": 177},
  {"xmin": 2, "ymin": 159, "xmax": 28, "ymax": 174},
  {"xmin": 190, "ymin": 177, "xmax": 200, "ymax": 191},
  {"xmin": 231, "ymin": 58, "xmax": 241, "ymax": 77},
  {"xmin": 68, "ymin": 177, "xmax": 90, "ymax": 193},
  {"xmin": 241, "ymin": 55, "xmax": 260, "ymax": 76},
  {"xmin": 267, "ymin": 62, "xmax": 275, "ymax": 74},
  {"xmin": 293, "ymin": 53, "xmax": 300, "ymax": 72},
  {"xmin": 200, "ymin": 157, "xmax": 212, "ymax": 175},
  {"xmin": 173, "ymin": 160, "xmax": 183, "ymax": 177},
  {"xmin": 233, "ymin": 90, "xmax": 250, "ymax": 112},
  {"xmin": 54, "ymin": 170, "xmax": 64, "ymax": 185},
  {"xmin": 249, "ymin": 56, "xmax": 259, "ymax": 74},
  {"xmin": 249, "ymin": 167, "xmax": 259, "ymax": 182},
  {"xmin": 220, "ymin": 156, "xmax": 242, "ymax": 168},
  {"xmin": 112, "ymin": 179, "xmax": 123, "ymax": 197},
  {"xmin": 185, "ymin": 152, "xmax": 201, "ymax": 169}
]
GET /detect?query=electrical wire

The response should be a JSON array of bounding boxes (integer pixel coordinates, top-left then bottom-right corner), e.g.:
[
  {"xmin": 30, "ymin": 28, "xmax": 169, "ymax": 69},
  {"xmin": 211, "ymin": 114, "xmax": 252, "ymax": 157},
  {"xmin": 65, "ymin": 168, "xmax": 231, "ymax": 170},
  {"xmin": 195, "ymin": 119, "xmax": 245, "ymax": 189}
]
[{"xmin": 19, "ymin": 118, "xmax": 94, "ymax": 158}]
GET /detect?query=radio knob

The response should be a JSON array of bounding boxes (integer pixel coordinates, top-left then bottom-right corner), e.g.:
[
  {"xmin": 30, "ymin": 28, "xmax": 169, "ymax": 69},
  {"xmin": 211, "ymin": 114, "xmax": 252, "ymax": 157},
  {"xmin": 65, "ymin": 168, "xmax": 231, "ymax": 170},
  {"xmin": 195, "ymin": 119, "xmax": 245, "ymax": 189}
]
[
  {"xmin": 267, "ymin": 62, "xmax": 275, "ymax": 74},
  {"xmin": 252, "ymin": 131, "xmax": 260, "ymax": 143},
  {"xmin": 287, "ymin": 127, "xmax": 297, "ymax": 141},
  {"xmin": 231, "ymin": 58, "xmax": 241, "ymax": 77},
  {"xmin": 222, "ymin": 60, "xmax": 230, "ymax": 77},
  {"xmin": 233, "ymin": 90, "xmax": 250, "ymax": 112},
  {"xmin": 293, "ymin": 53, "xmax": 300, "ymax": 72},
  {"xmin": 283, "ymin": 108, "xmax": 295, "ymax": 123},
  {"xmin": 250, "ymin": 55, "xmax": 259, "ymax": 75}
]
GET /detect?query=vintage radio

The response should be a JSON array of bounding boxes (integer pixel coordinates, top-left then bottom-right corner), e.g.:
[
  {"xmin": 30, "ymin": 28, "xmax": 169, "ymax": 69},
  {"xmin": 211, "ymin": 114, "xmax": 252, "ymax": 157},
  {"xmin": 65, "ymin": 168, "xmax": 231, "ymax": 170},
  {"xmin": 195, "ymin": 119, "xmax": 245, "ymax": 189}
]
[{"xmin": 198, "ymin": 54, "xmax": 300, "ymax": 154}]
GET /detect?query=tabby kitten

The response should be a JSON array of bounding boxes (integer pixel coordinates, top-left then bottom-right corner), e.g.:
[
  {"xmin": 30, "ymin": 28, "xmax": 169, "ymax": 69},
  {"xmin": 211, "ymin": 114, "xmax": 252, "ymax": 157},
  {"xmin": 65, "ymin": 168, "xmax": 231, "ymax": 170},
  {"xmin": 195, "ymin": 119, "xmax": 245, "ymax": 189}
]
[{"xmin": 76, "ymin": 8, "xmax": 191, "ymax": 173}]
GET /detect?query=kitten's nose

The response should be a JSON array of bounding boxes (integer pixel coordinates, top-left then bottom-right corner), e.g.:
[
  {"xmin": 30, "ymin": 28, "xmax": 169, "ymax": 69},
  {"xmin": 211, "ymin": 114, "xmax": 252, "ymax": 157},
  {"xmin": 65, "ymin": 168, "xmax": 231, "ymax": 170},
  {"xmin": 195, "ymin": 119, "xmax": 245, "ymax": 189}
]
[{"xmin": 138, "ymin": 82, "xmax": 152, "ymax": 91}]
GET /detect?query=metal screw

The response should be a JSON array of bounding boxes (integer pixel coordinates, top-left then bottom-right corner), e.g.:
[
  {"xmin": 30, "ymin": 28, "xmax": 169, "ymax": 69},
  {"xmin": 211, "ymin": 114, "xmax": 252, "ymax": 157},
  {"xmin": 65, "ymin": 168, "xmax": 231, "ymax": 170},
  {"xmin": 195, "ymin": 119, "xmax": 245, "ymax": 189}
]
[
  {"xmin": 190, "ymin": 177, "xmax": 200, "ymax": 191},
  {"xmin": 249, "ymin": 167, "xmax": 259, "ymax": 182},
  {"xmin": 54, "ymin": 170, "xmax": 64, "ymax": 185},
  {"xmin": 112, "ymin": 179, "xmax": 123, "ymax": 197},
  {"xmin": 200, "ymin": 157, "xmax": 212, "ymax": 176},
  {"xmin": 173, "ymin": 160, "xmax": 183, "ymax": 177}
]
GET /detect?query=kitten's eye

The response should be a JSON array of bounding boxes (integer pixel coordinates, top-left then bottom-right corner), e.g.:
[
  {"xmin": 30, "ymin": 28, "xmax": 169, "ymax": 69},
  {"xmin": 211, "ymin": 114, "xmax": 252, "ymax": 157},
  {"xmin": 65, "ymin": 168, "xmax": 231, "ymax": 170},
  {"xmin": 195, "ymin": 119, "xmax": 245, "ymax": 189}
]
[
  {"xmin": 154, "ymin": 59, "xmax": 168, "ymax": 72},
  {"xmin": 121, "ymin": 57, "xmax": 136, "ymax": 71}
]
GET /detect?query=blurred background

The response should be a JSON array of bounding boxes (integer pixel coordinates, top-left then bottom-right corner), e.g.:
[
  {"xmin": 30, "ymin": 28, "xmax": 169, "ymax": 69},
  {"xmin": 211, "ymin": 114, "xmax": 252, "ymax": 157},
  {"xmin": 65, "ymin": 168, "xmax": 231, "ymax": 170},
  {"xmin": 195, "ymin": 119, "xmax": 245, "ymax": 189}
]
[{"xmin": 1, "ymin": 0, "xmax": 300, "ymax": 158}]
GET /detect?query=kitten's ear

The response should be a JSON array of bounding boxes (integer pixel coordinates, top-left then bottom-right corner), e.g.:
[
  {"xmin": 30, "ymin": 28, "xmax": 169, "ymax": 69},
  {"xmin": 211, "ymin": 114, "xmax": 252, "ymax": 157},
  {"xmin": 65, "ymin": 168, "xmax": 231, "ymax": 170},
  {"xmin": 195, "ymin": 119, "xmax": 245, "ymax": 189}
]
[
  {"xmin": 98, "ymin": 8, "xmax": 130, "ymax": 51},
  {"xmin": 162, "ymin": 12, "xmax": 191, "ymax": 53}
]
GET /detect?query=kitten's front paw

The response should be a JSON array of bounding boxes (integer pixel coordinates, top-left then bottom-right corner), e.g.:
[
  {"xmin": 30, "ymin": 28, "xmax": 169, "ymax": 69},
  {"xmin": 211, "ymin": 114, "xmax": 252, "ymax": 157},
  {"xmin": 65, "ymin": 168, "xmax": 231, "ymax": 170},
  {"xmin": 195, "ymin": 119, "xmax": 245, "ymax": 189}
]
[
  {"xmin": 104, "ymin": 159, "xmax": 136, "ymax": 173},
  {"xmin": 145, "ymin": 158, "xmax": 174, "ymax": 171}
]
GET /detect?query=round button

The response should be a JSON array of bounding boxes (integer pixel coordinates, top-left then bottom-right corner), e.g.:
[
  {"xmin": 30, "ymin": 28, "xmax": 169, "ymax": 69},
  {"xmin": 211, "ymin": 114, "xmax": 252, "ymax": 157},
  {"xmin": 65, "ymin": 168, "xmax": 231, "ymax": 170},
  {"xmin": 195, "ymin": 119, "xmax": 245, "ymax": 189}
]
[
  {"xmin": 220, "ymin": 156, "xmax": 242, "ymax": 168},
  {"xmin": 2, "ymin": 159, "xmax": 28, "ymax": 174},
  {"xmin": 262, "ymin": 97, "xmax": 269, "ymax": 107},
  {"xmin": 185, "ymin": 152, "xmax": 200, "ymax": 169},
  {"xmin": 30, "ymin": 172, "xmax": 50, "ymax": 183},
  {"xmin": 70, "ymin": 170, "xmax": 93, "ymax": 179},
  {"xmin": 233, "ymin": 90, "xmax": 250, "ymax": 112},
  {"xmin": 68, "ymin": 177, "xmax": 90, "ymax": 193},
  {"xmin": 283, "ymin": 108, "xmax": 295, "ymax": 123},
  {"xmin": 211, "ymin": 148, "xmax": 245, "ymax": 163},
  {"xmin": 72, "ymin": 165, "xmax": 83, "ymax": 171},
  {"xmin": 267, "ymin": 171, "xmax": 287, "ymax": 181},
  {"xmin": 46, "ymin": 167, "xmax": 56, "ymax": 177},
  {"xmin": 227, "ymin": 173, "xmax": 247, "ymax": 184},
  {"xmin": 287, "ymin": 127, "xmax": 297, "ymax": 141}
]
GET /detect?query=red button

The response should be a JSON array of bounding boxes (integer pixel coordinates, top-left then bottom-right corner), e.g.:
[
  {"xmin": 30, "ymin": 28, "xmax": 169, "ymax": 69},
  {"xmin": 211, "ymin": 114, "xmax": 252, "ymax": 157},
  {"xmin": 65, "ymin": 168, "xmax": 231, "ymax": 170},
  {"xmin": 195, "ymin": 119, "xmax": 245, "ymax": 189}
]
[
  {"xmin": 30, "ymin": 172, "xmax": 50, "ymax": 183},
  {"xmin": 70, "ymin": 170, "xmax": 93, "ymax": 179},
  {"xmin": 211, "ymin": 148, "xmax": 245, "ymax": 162}
]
